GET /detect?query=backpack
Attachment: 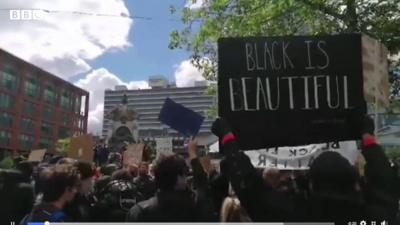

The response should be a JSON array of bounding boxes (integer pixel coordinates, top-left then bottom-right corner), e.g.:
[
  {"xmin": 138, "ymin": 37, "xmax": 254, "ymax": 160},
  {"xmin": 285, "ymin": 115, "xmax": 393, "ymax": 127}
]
[{"xmin": 97, "ymin": 179, "xmax": 144, "ymax": 212}]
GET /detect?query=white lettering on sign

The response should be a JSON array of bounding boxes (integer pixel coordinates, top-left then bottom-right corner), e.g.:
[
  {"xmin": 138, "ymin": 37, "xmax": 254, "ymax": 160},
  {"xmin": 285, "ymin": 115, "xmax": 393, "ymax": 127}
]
[
  {"xmin": 228, "ymin": 75, "xmax": 353, "ymax": 112},
  {"xmin": 245, "ymin": 41, "xmax": 294, "ymax": 71}
]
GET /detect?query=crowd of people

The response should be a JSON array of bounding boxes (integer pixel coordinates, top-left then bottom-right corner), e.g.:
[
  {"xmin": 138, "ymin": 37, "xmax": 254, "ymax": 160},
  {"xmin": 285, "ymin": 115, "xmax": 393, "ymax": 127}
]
[{"xmin": 0, "ymin": 117, "xmax": 399, "ymax": 225}]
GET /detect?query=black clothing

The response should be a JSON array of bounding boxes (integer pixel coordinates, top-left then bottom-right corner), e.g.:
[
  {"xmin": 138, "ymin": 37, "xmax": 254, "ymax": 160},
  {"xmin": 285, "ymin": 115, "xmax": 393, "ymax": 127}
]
[
  {"xmin": 219, "ymin": 139, "xmax": 399, "ymax": 224},
  {"xmin": 0, "ymin": 169, "xmax": 34, "ymax": 225},
  {"xmin": 134, "ymin": 175, "xmax": 156, "ymax": 200}
]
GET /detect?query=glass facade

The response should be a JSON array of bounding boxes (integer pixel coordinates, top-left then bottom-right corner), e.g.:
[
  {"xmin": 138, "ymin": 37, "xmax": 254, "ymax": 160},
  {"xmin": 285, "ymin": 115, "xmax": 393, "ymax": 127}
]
[
  {"xmin": 1, "ymin": 66, "xmax": 19, "ymax": 91},
  {"xmin": 39, "ymin": 138, "xmax": 53, "ymax": 149},
  {"xmin": 24, "ymin": 77, "xmax": 39, "ymax": 98},
  {"xmin": 19, "ymin": 134, "xmax": 34, "ymax": 149},
  {"xmin": 62, "ymin": 113, "xmax": 71, "ymax": 126},
  {"xmin": 20, "ymin": 118, "xmax": 35, "ymax": 132},
  {"xmin": 44, "ymin": 85, "xmax": 57, "ymax": 104},
  {"xmin": 58, "ymin": 127, "xmax": 71, "ymax": 139},
  {"xmin": 0, "ymin": 130, "xmax": 11, "ymax": 146},
  {"xmin": 0, "ymin": 93, "xmax": 14, "ymax": 110},
  {"xmin": 41, "ymin": 122, "xmax": 53, "ymax": 136},
  {"xmin": 22, "ymin": 101, "xmax": 37, "ymax": 117},
  {"xmin": 61, "ymin": 90, "xmax": 74, "ymax": 111},
  {"xmin": 0, "ymin": 112, "xmax": 13, "ymax": 128},
  {"xmin": 43, "ymin": 107, "xmax": 54, "ymax": 121}
]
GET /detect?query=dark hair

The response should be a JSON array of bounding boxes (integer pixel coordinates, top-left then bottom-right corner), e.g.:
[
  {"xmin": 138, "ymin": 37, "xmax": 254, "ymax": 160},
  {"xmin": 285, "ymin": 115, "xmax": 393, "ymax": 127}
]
[
  {"xmin": 309, "ymin": 151, "xmax": 358, "ymax": 193},
  {"xmin": 42, "ymin": 164, "xmax": 80, "ymax": 202},
  {"xmin": 153, "ymin": 153, "xmax": 188, "ymax": 191},
  {"xmin": 75, "ymin": 161, "xmax": 95, "ymax": 180},
  {"xmin": 16, "ymin": 161, "xmax": 33, "ymax": 179},
  {"xmin": 111, "ymin": 169, "xmax": 133, "ymax": 181}
]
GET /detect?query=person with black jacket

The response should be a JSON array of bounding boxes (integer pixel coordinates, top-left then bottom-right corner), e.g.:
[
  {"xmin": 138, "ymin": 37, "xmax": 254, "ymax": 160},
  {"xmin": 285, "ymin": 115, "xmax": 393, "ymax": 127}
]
[
  {"xmin": 64, "ymin": 161, "xmax": 96, "ymax": 222},
  {"xmin": 211, "ymin": 116, "xmax": 399, "ymax": 224},
  {"xmin": 126, "ymin": 142, "xmax": 216, "ymax": 222},
  {"xmin": 0, "ymin": 168, "xmax": 34, "ymax": 225},
  {"xmin": 134, "ymin": 162, "xmax": 156, "ymax": 200},
  {"xmin": 93, "ymin": 169, "xmax": 142, "ymax": 222}
]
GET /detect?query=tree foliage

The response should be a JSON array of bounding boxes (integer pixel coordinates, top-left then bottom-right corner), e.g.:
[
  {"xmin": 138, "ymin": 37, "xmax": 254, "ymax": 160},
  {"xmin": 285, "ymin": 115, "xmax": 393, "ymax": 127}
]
[{"xmin": 170, "ymin": 0, "xmax": 400, "ymax": 98}]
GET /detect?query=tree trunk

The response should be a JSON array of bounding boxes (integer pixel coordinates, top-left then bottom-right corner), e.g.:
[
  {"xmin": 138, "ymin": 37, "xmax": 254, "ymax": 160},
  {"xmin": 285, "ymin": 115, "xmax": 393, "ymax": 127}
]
[{"xmin": 346, "ymin": 0, "xmax": 358, "ymax": 32}]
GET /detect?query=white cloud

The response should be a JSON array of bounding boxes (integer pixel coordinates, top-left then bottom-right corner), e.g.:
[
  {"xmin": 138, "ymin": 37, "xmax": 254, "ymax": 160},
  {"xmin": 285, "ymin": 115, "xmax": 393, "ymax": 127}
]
[
  {"xmin": 75, "ymin": 68, "xmax": 149, "ymax": 134},
  {"xmin": 87, "ymin": 103, "xmax": 104, "ymax": 135},
  {"xmin": 0, "ymin": 0, "xmax": 132, "ymax": 78},
  {"xmin": 174, "ymin": 59, "xmax": 206, "ymax": 87},
  {"xmin": 186, "ymin": 0, "xmax": 208, "ymax": 10}
]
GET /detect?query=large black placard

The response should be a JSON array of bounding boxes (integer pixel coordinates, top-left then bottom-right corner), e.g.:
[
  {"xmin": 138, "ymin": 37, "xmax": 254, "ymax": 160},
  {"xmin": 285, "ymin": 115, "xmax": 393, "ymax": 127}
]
[{"xmin": 218, "ymin": 34, "xmax": 366, "ymax": 150}]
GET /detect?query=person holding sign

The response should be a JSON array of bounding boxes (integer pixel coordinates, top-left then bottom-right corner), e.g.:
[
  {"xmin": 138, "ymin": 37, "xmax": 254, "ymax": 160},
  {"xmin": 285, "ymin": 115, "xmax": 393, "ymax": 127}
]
[
  {"xmin": 126, "ymin": 148, "xmax": 215, "ymax": 222},
  {"xmin": 211, "ymin": 116, "xmax": 399, "ymax": 224}
]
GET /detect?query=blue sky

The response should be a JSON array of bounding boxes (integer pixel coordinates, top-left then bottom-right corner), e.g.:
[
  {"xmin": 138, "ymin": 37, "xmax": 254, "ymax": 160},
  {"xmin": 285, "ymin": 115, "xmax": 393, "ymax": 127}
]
[
  {"xmin": 0, "ymin": 0, "xmax": 205, "ymax": 133},
  {"xmin": 83, "ymin": 0, "xmax": 190, "ymax": 83}
]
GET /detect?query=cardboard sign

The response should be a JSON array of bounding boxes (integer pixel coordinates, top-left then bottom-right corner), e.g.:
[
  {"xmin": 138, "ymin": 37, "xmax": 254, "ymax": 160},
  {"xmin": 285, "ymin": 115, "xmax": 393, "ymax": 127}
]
[
  {"xmin": 123, "ymin": 143, "xmax": 144, "ymax": 166},
  {"xmin": 155, "ymin": 137, "xmax": 173, "ymax": 157},
  {"xmin": 362, "ymin": 35, "xmax": 390, "ymax": 110},
  {"xmin": 159, "ymin": 98, "xmax": 205, "ymax": 137},
  {"xmin": 199, "ymin": 156, "xmax": 212, "ymax": 174},
  {"xmin": 27, "ymin": 149, "xmax": 46, "ymax": 162},
  {"xmin": 245, "ymin": 141, "xmax": 359, "ymax": 170},
  {"xmin": 68, "ymin": 135, "xmax": 94, "ymax": 162},
  {"xmin": 218, "ymin": 34, "xmax": 367, "ymax": 150}
]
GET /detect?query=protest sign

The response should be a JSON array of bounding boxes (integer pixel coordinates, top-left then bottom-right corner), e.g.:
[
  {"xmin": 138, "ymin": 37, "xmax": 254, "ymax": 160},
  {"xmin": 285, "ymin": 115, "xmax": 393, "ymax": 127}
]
[
  {"xmin": 27, "ymin": 149, "xmax": 46, "ymax": 162},
  {"xmin": 68, "ymin": 135, "xmax": 94, "ymax": 162},
  {"xmin": 362, "ymin": 35, "xmax": 390, "ymax": 111},
  {"xmin": 123, "ymin": 143, "xmax": 144, "ymax": 166},
  {"xmin": 155, "ymin": 137, "xmax": 173, "ymax": 157},
  {"xmin": 245, "ymin": 141, "xmax": 359, "ymax": 169},
  {"xmin": 159, "ymin": 98, "xmax": 205, "ymax": 137},
  {"xmin": 218, "ymin": 34, "xmax": 368, "ymax": 150},
  {"xmin": 199, "ymin": 156, "xmax": 212, "ymax": 174}
]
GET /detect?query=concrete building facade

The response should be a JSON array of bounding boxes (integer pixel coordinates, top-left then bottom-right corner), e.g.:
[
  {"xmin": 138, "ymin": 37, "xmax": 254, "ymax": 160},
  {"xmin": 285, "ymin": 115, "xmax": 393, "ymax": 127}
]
[{"xmin": 102, "ymin": 76, "xmax": 216, "ymax": 152}]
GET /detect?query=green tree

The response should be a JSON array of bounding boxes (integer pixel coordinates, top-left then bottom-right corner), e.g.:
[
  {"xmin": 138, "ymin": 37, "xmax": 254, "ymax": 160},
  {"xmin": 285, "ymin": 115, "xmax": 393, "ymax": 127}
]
[{"xmin": 170, "ymin": 0, "xmax": 400, "ymax": 99}]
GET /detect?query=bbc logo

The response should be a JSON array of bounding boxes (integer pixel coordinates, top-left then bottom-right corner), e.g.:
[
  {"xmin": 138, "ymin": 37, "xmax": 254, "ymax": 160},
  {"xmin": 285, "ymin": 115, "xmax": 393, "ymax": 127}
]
[{"xmin": 9, "ymin": 9, "xmax": 44, "ymax": 20}]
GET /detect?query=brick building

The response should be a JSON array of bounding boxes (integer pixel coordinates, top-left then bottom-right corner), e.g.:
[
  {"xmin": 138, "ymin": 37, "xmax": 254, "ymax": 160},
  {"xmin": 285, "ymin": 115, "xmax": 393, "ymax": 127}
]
[{"xmin": 0, "ymin": 49, "xmax": 89, "ymax": 153}]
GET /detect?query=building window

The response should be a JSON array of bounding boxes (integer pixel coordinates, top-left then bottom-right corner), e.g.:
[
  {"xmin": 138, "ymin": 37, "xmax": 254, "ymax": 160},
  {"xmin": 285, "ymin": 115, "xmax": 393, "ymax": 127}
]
[
  {"xmin": 43, "ymin": 107, "xmax": 54, "ymax": 121},
  {"xmin": 1, "ymin": 66, "xmax": 19, "ymax": 91},
  {"xmin": 24, "ymin": 77, "xmax": 39, "ymax": 98},
  {"xmin": 61, "ymin": 91, "xmax": 73, "ymax": 110},
  {"xmin": 0, "ymin": 131, "xmax": 11, "ymax": 146},
  {"xmin": 62, "ymin": 113, "xmax": 71, "ymax": 126},
  {"xmin": 44, "ymin": 85, "xmax": 57, "ymax": 104},
  {"xmin": 22, "ymin": 101, "xmax": 37, "ymax": 117},
  {"xmin": 41, "ymin": 122, "xmax": 53, "ymax": 136},
  {"xmin": 0, "ymin": 112, "xmax": 13, "ymax": 128},
  {"xmin": 75, "ymin": 97, "xmax": 81, "ymax": 114},
  {"xmin": 20, "ymin": 134, "xmax": 34, "ymax": 149},
  {"xmin": 21, "ymin": 118, "xmax": 35, "ymax": 132},
  {"xmin": 0, "ymin": 93, "xmax": 14, "ymax": 109},
  {"xmin": 39, "ymin": 138, "xmax": 53, "ymax": 149},
  {"xmin": 58, "ymin": 127, "xmax": 71, "ymax": 139}
]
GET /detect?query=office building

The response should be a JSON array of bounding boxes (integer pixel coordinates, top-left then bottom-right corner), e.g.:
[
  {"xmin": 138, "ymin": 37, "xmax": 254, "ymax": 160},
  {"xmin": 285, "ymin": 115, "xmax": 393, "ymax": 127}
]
[
  {"xmin": 0, "ymin": 49, "xmax": 89, "ymax": 153},
  {"xmin": 103, "ymin": 76, "xmax": 216, "ymax": 152}
]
